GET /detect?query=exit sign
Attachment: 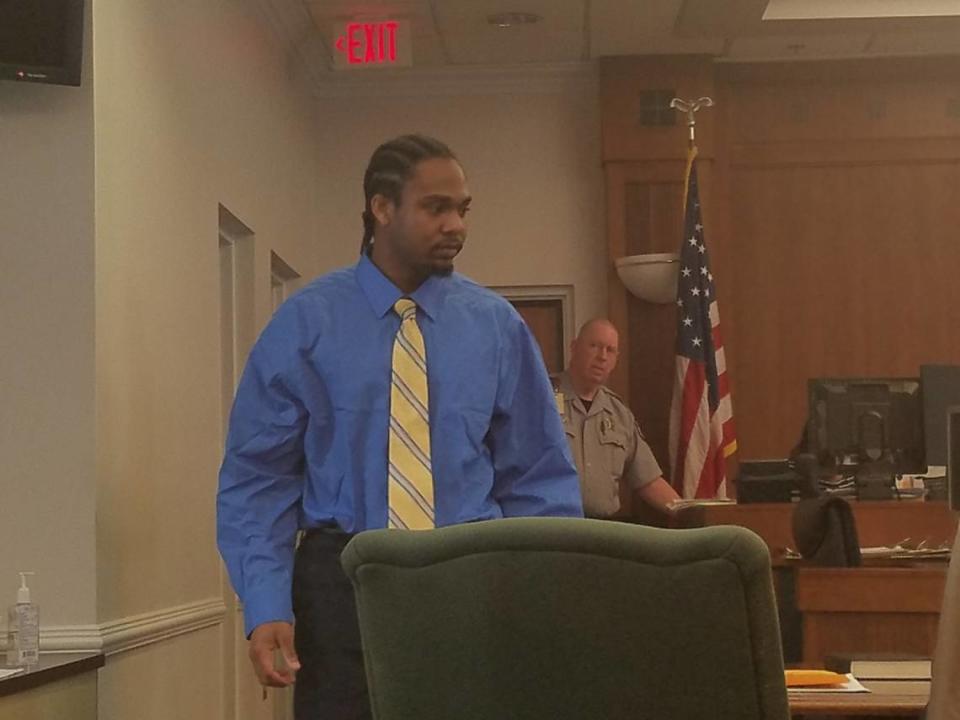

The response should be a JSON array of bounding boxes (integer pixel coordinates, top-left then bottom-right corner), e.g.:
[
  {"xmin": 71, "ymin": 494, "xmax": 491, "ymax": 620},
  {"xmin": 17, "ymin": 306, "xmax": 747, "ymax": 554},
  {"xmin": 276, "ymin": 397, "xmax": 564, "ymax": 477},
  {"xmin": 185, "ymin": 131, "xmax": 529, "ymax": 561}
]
[{"xmin": 332, "ymin": 20, "xmax": 412, "ymax": 69}]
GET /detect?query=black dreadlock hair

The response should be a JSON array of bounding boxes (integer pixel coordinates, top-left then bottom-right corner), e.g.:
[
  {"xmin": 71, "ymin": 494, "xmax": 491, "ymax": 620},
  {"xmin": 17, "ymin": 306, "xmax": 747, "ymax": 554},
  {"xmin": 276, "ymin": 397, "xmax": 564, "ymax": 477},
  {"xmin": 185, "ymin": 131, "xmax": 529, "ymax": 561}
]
[{"xmin": 360, "ymin": 134, "xmax": 458, "ymax": 255}]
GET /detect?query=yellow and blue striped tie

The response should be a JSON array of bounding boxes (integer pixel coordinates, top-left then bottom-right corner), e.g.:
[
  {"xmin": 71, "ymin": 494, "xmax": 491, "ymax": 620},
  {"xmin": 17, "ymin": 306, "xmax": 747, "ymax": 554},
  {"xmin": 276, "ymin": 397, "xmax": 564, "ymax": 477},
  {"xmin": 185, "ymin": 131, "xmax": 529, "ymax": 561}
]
[{"xmin": 388, "ymin": 298, "xmax": 435, "ymax": 530}]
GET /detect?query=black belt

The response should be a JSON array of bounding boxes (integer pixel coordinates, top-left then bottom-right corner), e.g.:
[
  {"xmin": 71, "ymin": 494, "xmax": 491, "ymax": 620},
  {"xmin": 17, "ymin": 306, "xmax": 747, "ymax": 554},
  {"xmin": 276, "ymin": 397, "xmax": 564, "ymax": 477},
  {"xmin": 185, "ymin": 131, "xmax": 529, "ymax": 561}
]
[
  {"xmin": 299, "ymin": 526, "xmax": 355, "ymax": 556},
  {"xmin": 304, "ymin": 524, "xmax": 348, "ymax": 536}
]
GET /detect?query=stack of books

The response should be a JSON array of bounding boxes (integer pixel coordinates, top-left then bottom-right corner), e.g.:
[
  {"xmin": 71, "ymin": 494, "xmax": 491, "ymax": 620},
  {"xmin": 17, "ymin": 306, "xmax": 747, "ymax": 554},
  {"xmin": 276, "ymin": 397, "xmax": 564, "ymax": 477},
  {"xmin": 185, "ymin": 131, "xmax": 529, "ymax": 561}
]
[{"xmin": 824, "ymin": 654, "xmax": 932, "ymax": 695}]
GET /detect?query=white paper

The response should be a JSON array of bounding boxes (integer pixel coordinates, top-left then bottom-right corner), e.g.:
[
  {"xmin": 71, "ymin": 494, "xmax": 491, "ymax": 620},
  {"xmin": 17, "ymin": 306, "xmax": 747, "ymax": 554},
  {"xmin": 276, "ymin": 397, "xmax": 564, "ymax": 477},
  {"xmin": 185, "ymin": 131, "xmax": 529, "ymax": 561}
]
[
  {"xmin": 787, "ymin": 674, "xmax": 869, "ymax": 693},
  {"xmin": 668, "ymin": 498, "xmax": 736, "ymax": 511},
  {"xmin": 0, "ymin": 667, "xmax": 25, "ymax": 680}
]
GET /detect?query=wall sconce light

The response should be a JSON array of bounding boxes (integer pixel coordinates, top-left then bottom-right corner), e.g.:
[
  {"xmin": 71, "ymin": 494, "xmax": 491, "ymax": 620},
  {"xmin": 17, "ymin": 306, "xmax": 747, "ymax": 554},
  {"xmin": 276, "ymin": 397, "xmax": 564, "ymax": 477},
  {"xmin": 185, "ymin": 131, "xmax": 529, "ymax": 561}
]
[{"xmin": 614, "ymin": 253, "xmax": 680, "ymax": 304}]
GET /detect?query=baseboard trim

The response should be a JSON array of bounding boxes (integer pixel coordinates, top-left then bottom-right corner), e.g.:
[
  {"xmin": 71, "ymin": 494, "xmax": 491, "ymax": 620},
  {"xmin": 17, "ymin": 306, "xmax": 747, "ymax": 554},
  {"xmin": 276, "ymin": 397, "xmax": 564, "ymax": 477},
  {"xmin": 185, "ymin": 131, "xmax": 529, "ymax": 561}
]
[{"xmin": 7, "ymin": 598, "xmax": 228, "ymax": 656}]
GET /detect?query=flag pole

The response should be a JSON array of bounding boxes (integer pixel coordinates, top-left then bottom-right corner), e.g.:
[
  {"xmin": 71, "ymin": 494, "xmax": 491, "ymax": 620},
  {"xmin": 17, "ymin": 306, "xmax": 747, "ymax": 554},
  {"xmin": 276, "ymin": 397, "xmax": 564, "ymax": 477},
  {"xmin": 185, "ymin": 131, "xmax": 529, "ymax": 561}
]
[
  {"xmin": 670, "ymin": 96, "xmax": 712, "ymax": 213},
  {"xmin": 669, "ymin": 96, "xmax": 713, "ymax": 151},
  {"xmin": 666, "ymin": 94, "xmax": 737, "ymax": 499}
]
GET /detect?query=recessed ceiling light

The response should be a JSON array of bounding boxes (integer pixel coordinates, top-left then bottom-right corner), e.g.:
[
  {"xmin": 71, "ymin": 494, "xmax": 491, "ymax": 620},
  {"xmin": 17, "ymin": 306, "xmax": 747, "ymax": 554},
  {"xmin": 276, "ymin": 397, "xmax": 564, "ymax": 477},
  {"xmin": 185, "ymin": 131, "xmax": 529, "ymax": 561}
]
[{"xmin": 487, "ymin": 12, "xmax": 542, "ymax": 28}]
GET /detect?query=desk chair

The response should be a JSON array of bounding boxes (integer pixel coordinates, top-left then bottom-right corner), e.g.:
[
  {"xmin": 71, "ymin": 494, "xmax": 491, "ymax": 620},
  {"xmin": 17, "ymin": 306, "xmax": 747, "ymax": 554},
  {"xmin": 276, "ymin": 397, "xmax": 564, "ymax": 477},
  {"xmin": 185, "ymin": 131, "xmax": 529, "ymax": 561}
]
[
  {"xmin": 792, "ymin": 496, "xmax": 862, "ymax": 567},
  {"xmin": 341, "ymin": 518, "xmax": 790, "ymax": 720}
]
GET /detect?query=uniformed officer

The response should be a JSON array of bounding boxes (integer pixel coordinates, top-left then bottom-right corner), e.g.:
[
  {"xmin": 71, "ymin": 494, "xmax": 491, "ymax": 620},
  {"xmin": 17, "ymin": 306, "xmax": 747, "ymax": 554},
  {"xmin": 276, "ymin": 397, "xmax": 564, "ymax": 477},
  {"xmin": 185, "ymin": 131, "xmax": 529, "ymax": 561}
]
[{"xmin": 554, "ymin": 318, "xmax": 681, "ymax": 518}]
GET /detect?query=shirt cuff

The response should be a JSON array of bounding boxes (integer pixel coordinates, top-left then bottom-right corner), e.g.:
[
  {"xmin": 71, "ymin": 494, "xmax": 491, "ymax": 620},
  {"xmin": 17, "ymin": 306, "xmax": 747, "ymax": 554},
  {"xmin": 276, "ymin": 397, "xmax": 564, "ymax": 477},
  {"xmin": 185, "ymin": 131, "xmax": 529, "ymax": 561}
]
[{"xmin": 242, "ymin": 583, "xmax": 294, "ymax": 638}]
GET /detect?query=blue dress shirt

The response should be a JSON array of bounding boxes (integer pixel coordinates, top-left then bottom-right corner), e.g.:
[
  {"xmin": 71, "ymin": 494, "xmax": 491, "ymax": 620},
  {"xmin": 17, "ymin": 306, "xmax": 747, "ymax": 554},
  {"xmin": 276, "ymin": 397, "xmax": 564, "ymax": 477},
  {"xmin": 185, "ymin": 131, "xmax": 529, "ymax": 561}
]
[{"xmin": 218, "ymin": 255, "xmax": 583, "ymax": 635}]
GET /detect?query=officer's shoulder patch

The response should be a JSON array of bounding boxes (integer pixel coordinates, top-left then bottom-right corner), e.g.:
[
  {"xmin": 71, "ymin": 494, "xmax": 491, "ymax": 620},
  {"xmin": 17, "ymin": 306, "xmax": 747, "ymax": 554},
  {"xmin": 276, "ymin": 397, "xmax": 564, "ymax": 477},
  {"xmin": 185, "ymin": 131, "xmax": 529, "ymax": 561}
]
[
  {"xmin": 602, "ymin": 387, "xmax": 639, "ymax": 424},
  {"xmin": 602, "ymin": 385, "xmax": 626, "ymax": 405}
]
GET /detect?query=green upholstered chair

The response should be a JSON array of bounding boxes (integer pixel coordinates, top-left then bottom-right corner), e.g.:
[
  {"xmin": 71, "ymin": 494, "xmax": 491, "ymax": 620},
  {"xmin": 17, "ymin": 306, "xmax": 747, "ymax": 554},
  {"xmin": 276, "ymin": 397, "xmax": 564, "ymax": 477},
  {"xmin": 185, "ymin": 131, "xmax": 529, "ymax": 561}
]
[{"xmin": 341, "ymin": 517, "xmax": 790, "ymax": 720}]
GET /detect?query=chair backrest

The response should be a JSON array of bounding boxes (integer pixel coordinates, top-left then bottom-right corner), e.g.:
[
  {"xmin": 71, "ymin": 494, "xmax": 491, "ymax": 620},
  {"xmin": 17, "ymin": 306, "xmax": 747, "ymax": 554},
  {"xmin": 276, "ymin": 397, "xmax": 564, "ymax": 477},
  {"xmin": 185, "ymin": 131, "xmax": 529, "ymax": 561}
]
[
  {"xmin": 792, "ymin": 496, "xmax": 862, "ymax": 567},
  {"xmin": 341, "ymin": 517, "xmax": 790, "ymax": 720}
]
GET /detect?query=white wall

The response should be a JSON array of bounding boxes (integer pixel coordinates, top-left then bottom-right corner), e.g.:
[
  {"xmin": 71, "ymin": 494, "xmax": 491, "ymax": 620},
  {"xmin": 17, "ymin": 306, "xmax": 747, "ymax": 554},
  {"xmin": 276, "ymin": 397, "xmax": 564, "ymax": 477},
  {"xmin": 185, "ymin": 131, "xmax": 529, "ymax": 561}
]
[
  {"xmin": 313, "ymin": 66, "xmax": 608, "ymax": 334},
  {"xmin": 0, "ymin": 14, "xmax": 96, "ymax": 633},
  {"xmin": 91, "ymin": 0, "xmax": 320, "ymax": 717}
]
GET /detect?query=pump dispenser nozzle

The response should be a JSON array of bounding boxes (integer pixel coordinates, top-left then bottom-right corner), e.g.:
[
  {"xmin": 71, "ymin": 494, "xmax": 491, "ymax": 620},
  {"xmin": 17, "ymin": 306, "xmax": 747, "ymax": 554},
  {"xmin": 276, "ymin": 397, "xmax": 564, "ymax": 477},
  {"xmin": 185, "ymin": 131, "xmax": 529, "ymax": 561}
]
[{"xmin": 17, "ymin": 572, "xmax": 35, "ymax": 604}]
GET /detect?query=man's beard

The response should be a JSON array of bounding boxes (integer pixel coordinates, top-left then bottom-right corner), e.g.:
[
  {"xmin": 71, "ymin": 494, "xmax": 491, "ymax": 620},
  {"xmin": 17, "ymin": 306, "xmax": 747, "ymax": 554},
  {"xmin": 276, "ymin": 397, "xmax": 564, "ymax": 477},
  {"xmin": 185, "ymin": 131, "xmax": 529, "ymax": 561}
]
[{"xmin": 422, "ymin": 256, "xmax": 456, "ymax": 277}]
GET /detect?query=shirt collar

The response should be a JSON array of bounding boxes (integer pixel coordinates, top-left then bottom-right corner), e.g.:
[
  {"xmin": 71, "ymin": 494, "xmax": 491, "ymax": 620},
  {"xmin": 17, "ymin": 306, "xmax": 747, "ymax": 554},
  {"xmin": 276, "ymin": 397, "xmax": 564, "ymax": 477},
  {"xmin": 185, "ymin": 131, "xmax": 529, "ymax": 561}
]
[
  {"xmin": 558, "ymin": 370, "xmax": 614, "ymax": 417},
  {"xmin": 591, "ymin": 386, "xmax": 616, "ymax": 415},
  {"xmin": 356, "ymin": 253, "xmax": 446, "ymax": 320}
]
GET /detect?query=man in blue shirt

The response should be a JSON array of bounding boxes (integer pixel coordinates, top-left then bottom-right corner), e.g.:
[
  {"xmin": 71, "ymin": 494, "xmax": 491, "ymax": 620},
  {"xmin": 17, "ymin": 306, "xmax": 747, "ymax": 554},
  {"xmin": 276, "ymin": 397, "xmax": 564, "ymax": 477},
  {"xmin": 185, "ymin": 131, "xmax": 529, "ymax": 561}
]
[{"xmin": 217, "ymin": 134, "xmax": 583, "ymax": 719}]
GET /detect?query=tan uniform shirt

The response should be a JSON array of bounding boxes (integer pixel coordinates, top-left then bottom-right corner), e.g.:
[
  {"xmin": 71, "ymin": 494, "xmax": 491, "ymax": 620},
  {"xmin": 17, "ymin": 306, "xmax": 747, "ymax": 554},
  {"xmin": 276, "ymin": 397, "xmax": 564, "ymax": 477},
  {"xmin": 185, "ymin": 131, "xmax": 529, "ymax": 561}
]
[{"xmin": 554, "ymin": 371, "xmax": 662, "ymax": 518}]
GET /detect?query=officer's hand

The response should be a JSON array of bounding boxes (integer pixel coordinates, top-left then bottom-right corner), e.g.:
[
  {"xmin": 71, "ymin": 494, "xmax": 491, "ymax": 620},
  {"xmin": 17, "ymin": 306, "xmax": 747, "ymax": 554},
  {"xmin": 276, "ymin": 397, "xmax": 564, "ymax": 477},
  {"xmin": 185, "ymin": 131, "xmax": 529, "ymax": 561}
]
[{"xmin": 248, "ymin": 621, "xmax": 300, "ymax": 687}]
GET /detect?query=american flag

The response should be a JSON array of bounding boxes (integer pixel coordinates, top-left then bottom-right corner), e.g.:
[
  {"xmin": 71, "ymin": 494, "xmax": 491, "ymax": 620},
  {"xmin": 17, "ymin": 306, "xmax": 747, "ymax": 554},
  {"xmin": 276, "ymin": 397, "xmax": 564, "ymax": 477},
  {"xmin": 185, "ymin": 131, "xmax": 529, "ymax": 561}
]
[{"xmin": 668, "ymin": 149, "xmax": 737, "ymax": 498}]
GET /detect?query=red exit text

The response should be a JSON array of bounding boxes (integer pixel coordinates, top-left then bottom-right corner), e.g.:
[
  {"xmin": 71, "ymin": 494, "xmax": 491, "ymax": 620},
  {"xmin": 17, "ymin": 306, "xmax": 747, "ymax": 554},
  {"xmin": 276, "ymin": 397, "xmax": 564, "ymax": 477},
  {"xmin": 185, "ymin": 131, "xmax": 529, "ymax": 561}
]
[{"xmin": 334, "ymin": 22, "xmax": 400, "ymax": 66}]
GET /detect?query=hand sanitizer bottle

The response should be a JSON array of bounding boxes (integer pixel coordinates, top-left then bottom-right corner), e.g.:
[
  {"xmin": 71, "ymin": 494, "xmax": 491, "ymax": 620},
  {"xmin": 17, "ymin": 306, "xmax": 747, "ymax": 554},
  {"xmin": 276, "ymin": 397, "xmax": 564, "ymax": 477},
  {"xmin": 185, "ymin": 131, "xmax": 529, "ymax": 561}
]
[{"xmin": 6, "ymin": 572, "xmax": 39, "ymax": 667}]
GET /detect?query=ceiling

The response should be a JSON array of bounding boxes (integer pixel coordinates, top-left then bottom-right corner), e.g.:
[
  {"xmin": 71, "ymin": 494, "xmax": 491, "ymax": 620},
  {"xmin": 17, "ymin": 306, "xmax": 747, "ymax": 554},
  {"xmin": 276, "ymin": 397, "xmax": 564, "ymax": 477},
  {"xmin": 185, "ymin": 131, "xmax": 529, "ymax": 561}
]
[{"xmin": 255, "ymin": 0, "xmax": 960, "ymax": 86}]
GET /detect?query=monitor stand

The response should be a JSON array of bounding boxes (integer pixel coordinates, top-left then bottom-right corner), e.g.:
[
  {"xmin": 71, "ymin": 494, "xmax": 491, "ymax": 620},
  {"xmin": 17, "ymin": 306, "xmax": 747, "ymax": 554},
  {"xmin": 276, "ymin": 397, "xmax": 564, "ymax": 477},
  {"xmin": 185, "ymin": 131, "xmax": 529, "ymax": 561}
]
[{"xmin": 855, "ymin": 460, "xmax": 896, "ymax": 500}]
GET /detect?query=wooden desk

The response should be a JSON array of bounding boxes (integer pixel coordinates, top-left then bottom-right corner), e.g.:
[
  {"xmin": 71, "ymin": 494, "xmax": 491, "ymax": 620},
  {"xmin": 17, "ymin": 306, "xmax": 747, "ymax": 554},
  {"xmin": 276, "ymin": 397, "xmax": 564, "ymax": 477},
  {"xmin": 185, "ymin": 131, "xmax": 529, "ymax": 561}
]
[
  {"xmin": 796, "ymin": 566, "xmax": 947, "ymax": 665},
  {"xmin": 675, "ymin": 501, "xmax": 955, "ymax": 665},
  {"xmin": 675, "ymin": 500, "xmax": 957, "ymax": 563},
  {"xmin": 789, "ymin": 680, "xmax": 928, "ymax": 717},
  {"xmin": 0, "ymin": 653, "xmax": 103, "ymax": 720}
]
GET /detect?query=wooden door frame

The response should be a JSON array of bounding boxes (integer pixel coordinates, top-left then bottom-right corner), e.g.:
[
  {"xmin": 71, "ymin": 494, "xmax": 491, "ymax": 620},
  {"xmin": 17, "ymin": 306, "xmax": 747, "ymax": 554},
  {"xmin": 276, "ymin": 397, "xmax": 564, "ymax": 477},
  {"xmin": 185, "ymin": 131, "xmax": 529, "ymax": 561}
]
[{"xmin": 490, "ymin": 284, "xmax": 576, "ymax": 366}]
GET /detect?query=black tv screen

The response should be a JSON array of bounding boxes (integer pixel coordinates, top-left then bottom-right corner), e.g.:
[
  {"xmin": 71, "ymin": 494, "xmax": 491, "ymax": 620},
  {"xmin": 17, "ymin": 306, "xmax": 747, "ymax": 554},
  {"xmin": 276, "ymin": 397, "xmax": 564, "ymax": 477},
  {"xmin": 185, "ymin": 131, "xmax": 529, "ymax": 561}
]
[{"xmin": 0, "ymin": 0, "xmax": 85, "ymax": 86}]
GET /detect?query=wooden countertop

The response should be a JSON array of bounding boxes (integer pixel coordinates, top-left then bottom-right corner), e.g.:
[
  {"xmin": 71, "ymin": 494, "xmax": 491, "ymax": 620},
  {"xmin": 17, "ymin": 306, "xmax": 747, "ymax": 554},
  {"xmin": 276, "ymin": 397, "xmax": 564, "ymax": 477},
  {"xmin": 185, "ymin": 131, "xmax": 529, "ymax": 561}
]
[
  {"xmin": 789, "ymin": 679, "xmax": 929, "ymax": 716},
  {"xmin": 0, "ymin": 653, "xmax": 104, "ymax": 698}
]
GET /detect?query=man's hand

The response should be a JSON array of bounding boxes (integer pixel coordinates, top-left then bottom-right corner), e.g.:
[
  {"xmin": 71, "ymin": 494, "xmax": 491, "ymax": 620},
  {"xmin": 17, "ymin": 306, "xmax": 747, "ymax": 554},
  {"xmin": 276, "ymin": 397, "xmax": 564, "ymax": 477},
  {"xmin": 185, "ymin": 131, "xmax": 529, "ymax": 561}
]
[{"xmin": 248, "ymin": 621, "xmax": 301, "ymax": 687}]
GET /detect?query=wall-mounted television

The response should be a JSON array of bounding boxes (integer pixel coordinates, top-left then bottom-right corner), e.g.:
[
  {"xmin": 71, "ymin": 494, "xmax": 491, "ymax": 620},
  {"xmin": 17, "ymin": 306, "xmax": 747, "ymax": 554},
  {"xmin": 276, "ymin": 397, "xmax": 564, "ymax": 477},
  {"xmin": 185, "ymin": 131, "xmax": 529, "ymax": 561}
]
[{"xmin": 0, "ymin": 0, "xmax": 85, "ymax": 87}]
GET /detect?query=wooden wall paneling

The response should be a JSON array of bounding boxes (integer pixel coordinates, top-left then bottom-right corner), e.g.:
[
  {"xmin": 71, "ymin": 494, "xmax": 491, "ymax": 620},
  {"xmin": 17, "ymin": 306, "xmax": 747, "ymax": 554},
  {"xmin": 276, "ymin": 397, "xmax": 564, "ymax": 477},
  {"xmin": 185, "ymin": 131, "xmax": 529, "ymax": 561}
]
[
  {"xmin": 719, "ymin": 57, "xmax": 960, "ymax": 145},
  {"xmin": 606, "ymin": 162, "xmax": 689, "ymax": 479},
  {"xmin": 730, "ymin": 137, "xmax": 960, "ymax": 168},
  {"xmin": 801, "ymin": 611, "xmax": 941, "ymax": 665},
  {"xmin": 717, "ymin": 58, "xmax": 960, "ymax": 459},
  {"xmin": 604, "ymin": 162, "xmax": 631, "ymax": 401},
  {"xmin": 727, "ymin": 155, "xmax": 960, "ymax": 459},
  {"xmin": 602, "ymin": 55, "xmax": 960, "ymax": 478},
  {"xmin": 713, "ymin": 79, "xmax": 741, "ymax": 483},
  {"xmin": 796, "ymin": 567, "xmax": 947, "ymax": 664},
  {"xmin": 600, "ymin": 56, "xmax": 717, "ymax": 163},
  {"xmin": 625, "ymin": 180, "xmax": 682, "ymax": 475}
]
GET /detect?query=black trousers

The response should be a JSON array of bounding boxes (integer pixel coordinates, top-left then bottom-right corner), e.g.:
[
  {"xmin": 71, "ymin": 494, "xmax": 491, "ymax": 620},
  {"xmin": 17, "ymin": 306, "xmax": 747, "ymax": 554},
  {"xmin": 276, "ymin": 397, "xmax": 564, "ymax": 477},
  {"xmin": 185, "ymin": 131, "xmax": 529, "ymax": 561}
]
[{"xmin": 292, "ymin": 529, "xmax": 371, "ymax": 720}]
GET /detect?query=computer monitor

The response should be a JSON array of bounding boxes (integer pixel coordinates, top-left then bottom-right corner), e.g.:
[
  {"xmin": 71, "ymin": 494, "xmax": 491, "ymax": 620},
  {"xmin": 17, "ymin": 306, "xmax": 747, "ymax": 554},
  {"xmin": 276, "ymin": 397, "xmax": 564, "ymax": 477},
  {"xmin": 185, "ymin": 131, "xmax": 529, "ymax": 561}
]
[
  {"xmin": 920, "ymin": 364, "xmax": 960, "ymax": 469},
  {"xmin": 807, "ymin": 377, "xmax": 925, "ymax": 474}
]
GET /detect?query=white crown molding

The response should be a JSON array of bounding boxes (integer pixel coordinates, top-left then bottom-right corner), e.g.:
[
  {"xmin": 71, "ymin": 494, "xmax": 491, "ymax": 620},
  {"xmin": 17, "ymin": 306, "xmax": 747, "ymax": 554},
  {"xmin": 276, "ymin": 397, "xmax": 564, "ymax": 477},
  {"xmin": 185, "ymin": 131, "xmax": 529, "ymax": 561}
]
[
  {"xmin": 313, "ymin": 61, "xmax": 599, "ymax": 99},
  {"xmin": 1, "ymin": 598, "xmax": 227, "ymax": 657}
]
